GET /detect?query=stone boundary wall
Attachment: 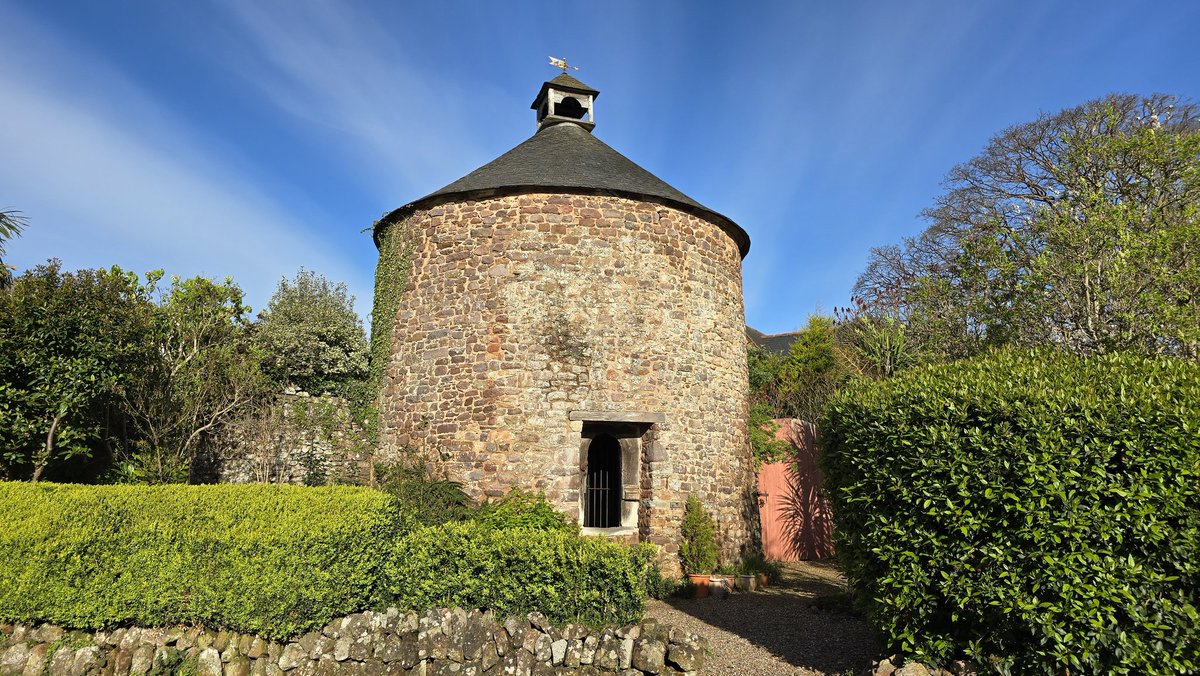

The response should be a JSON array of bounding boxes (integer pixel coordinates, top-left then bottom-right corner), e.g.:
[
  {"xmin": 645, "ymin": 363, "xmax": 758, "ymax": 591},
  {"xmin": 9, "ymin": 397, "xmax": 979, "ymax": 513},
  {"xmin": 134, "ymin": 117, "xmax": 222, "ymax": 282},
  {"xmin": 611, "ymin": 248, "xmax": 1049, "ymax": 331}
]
[
  {"xmin": 0, "ymin": 608, "xmax": 707, "ymax": 676},
  {"xmin": 212, "ymin": 392, "xmax": 372, "ymax": 486}
]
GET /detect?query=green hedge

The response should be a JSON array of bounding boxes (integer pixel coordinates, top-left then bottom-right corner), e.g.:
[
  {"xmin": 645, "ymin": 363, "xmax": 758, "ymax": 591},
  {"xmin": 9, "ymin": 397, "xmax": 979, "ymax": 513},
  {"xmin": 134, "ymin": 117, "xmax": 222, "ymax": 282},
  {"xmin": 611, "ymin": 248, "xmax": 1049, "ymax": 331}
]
[
  {"xmin": 382, "ymin": 521, "xmax": 655, "ymax": 627},
  {"xmin": 0, "ymin": 483, "xmax": 398, "ymax": 639},
  {"xmin": 0, "ymin": 482, "xmax": 658, "ymax": 639},
  {"xmin": 820, "ymin": 349, "xmax": 1200, "ymax": 674},
  {"xmin": 473, "ymin": 487, "xmax": 579, "ymax": 533}
]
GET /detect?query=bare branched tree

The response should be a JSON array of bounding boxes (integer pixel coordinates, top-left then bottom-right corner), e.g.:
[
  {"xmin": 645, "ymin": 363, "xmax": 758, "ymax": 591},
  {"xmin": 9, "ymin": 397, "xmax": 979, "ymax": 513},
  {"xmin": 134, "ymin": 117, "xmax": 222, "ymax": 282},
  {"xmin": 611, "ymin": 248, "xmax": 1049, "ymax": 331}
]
[{"xmin": 856, "ymin": 93, "xmax": 1200, "ymax": 358}]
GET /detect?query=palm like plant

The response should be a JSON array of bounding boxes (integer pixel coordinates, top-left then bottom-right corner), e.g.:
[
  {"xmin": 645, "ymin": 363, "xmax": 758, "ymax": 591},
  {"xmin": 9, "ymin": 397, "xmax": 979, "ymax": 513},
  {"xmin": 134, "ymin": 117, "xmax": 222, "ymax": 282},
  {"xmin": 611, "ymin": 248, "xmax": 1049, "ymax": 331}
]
[{"xmin": 0, "ymin": 209, "xmax": 27, "ymax": 290}]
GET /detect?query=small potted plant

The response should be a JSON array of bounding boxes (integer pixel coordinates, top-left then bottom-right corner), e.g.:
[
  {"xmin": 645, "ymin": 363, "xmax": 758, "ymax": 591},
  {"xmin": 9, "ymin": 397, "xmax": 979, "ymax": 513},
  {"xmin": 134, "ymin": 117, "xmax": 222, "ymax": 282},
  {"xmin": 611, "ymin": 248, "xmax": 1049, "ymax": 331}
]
[
  {"xmin": 734, "ymin": 558, "xmax": 757, "ymax": 592},
  {"xmin": 680, "ymin": 494, "xmax": 718, "ymax": 598},
  {"xmin": 738, "ymin": 548, "xmax": 774, "ymax": 588}
]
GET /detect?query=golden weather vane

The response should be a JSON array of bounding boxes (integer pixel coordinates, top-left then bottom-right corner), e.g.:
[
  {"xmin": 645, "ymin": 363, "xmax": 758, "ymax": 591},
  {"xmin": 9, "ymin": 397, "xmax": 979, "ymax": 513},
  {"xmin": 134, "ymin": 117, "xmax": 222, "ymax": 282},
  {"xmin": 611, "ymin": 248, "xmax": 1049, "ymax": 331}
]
[{"xmin": 548, "ymin": 56, "xmax": 579, "ymax": 73}]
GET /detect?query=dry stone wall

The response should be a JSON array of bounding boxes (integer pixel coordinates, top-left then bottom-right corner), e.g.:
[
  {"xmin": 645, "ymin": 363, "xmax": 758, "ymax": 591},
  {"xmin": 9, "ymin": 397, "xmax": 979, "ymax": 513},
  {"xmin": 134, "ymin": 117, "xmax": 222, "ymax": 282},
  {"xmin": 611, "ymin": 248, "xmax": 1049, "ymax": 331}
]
[
  {"xmin": 376, "ymin": 193, "xmax": 757, "ymax": 571},
  {"xmin": 213, "ymin": 392, "xmax": 371, "ymax": 486},
  {"xmin": 0, "ymin": 609, "xmax": 708, "ymax": 675}
]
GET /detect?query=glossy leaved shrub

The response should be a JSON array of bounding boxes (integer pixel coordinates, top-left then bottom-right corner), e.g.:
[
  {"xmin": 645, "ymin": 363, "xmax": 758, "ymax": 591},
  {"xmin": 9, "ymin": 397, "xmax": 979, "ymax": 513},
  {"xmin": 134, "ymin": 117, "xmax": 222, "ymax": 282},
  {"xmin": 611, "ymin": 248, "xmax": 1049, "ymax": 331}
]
[
  {"xmin": 382, "ymin": 521, "xmax": 655, "ymax": 627},
  {"xmin": 820, "ymin": 348, "xmax": 1200, "ymax": 674},
  {"xmin": 0, "ymin": 483, "xmax": 398, "ymax": 639}
]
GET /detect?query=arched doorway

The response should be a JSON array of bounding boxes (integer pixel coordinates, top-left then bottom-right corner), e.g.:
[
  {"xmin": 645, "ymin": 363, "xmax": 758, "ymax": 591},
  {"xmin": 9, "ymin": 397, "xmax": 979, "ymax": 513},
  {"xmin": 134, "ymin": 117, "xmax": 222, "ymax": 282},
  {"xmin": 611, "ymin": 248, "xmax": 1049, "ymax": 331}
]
[
  {"xmin": 554, "ymin": 96, "xmax": 587, "ymax": 119},
  {"xmin": 585, "ymin": 434, "xmax": 621, "ymax": 528}
]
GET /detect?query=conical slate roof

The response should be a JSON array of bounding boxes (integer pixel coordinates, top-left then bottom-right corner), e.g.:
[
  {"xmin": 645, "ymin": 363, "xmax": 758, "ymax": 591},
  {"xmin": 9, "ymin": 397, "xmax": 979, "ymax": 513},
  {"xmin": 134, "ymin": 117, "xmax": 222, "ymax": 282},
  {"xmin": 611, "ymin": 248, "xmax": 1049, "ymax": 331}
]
[{"xmin": 377, "ymin": 122, "xmax": 750, "ymax": 256}]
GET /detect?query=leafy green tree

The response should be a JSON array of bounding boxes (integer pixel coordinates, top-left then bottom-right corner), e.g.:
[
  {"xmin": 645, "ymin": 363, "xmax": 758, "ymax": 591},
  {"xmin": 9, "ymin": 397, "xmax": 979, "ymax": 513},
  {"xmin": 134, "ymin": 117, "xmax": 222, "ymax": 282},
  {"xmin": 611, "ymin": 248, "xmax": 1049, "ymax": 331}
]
[
  {"xmin": 749, "ymin": 316, "xmax": 851, "ymax": 423},
  {"xmin": 0, "ymin": 261, "xmax": 151, "ymax": 480},
  {"xmin": 0, "ymin": 209, "xmax": 27, "ymax": 291},
  {"xmin": 779, "ymin": 315, "xmax": 852, "ymax": 419},
  {"xmin": 856, "ymin": 93, "xmax": 1200, "ymax": 359},
  {"xmin": 114, "ymin": 274, "xmax": 268, "ymax": 483},
  {"xmin": 747, "ymin": 345, "xmax": 785, "ymax": 411},
  {"xmin": 254, "ymin": 269, "xmax": 369, "ymax": 397},
  {"xmin": 833, "ymin": 299, "xmax": 932, "ymax": 380},
  {"xmin": 747, "ymin": 344, "xmax": 784, "ymax": 396}
]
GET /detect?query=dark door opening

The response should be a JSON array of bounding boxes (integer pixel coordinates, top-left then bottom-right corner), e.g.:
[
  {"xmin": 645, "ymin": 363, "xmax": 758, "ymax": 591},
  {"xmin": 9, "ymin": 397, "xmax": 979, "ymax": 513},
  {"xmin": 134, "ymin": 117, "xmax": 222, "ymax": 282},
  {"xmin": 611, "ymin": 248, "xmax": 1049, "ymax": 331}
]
[{"xmin": 585, "ymin": 434, "xmax": 621, "ymax": 528}]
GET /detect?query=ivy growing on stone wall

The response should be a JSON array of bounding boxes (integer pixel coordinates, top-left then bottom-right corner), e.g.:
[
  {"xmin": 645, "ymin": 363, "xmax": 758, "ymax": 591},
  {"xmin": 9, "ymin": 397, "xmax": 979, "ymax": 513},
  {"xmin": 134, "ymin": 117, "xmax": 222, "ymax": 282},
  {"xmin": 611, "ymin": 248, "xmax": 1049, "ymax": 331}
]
[
  {"xmin": 254, "ymin": 268, "xmax": 369, "ymax": 398},
  {"xmin": 367, "ymin": 219, "xmax": 418, "ymax": 438}
]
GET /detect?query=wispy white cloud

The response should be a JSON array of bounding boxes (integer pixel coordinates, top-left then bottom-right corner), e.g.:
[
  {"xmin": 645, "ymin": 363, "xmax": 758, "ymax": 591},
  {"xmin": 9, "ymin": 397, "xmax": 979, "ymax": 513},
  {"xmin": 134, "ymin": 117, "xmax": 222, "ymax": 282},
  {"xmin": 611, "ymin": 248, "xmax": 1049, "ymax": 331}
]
[
  {"xmin": 207, "ymin": 0, "xmax": 506, "ymax": 200},
  {"xmin": 0, "ymin": 3, "xmax": 370, "ymax": 318},
  {"xmin": 720, "ymin": 3, "xmax": 998, "ymax": 329}
]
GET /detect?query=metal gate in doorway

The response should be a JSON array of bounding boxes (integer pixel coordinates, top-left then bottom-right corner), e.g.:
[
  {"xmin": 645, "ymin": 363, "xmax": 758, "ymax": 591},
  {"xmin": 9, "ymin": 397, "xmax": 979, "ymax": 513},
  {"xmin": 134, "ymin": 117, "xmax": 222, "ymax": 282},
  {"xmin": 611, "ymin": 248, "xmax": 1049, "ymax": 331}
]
[{"xmin": 584, "ymin": 433, "xmax": 621, "ymax": 528}]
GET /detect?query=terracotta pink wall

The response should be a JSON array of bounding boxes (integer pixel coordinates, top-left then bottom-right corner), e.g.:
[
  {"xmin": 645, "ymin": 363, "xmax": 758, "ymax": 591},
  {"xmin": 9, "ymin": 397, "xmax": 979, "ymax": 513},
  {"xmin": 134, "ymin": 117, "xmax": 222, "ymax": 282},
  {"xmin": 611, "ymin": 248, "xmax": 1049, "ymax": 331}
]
[{"xmin": 757, "ymin": 419, "xmax": 835, "ymax": 560}]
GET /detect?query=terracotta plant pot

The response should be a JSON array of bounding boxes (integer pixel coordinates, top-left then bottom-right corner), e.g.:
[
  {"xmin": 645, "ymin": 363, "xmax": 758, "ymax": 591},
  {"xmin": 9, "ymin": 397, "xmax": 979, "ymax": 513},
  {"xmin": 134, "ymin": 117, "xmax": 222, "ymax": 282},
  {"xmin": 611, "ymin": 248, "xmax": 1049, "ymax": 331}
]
[
  {"xmin": 757, "ymin": 572, "xmax": 769, "ymax": 588},
  {"xmin": 687, "ymin": 573, "xmax": 711, "ymax": 599}
]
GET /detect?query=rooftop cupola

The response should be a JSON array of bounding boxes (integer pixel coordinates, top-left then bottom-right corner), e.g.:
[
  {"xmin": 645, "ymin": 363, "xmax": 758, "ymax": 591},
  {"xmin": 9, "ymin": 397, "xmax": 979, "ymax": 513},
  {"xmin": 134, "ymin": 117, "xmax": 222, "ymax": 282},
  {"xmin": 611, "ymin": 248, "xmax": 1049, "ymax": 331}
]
[
  {"xmin": 532, "ymin": 66, "xmax": 598, "ymax": 133},
  {"xmin": 376, "ymin": 62, "xmax": 750, "ymax": 257}
]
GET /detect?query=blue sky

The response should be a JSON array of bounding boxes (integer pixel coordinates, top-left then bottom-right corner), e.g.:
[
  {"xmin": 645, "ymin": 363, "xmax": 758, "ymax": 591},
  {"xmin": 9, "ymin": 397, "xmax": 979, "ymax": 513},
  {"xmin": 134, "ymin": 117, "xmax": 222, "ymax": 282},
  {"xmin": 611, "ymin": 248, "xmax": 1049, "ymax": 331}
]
[{"xmin": 3, "ymin": 1, "xmax": 1199, "ymax": 334}]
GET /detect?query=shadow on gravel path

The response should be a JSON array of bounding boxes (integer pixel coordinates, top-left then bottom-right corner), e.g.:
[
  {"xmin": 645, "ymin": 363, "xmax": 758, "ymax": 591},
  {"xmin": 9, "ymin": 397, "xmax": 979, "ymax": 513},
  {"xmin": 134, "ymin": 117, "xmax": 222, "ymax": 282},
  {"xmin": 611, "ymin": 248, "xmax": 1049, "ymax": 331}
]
[{"xmin": 645, "ymin": 560, "xmax": 881, "ymax": 675}]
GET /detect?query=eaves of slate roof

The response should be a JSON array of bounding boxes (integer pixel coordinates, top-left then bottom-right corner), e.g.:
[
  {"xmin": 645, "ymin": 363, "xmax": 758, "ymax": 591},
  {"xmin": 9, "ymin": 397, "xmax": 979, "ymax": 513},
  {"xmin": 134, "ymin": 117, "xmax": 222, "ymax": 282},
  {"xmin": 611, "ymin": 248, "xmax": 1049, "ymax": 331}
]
[
  {"xmin": 746, "ymin": 327, "xmax": 803, "ymax": 355},
  {"xmin": 374, "ymin": 121, "xmax": 750, "ymax": 258}
]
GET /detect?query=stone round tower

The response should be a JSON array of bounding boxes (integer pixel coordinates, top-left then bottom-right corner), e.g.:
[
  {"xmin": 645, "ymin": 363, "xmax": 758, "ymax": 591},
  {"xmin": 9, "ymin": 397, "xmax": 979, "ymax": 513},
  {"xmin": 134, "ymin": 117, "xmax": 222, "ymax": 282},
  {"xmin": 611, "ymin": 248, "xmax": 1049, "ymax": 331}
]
[{"xmin": 372, "ymin": 72, "xmax": 757, "ymax": 570}]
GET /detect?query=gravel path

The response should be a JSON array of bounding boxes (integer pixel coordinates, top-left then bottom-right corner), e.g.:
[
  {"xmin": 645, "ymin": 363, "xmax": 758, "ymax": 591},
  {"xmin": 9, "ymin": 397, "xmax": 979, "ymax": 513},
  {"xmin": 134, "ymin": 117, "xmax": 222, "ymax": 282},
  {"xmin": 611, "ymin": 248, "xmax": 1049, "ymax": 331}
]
[{"xmin": 645, "ymin": 560, "xmax": 881, "ymax": 675}]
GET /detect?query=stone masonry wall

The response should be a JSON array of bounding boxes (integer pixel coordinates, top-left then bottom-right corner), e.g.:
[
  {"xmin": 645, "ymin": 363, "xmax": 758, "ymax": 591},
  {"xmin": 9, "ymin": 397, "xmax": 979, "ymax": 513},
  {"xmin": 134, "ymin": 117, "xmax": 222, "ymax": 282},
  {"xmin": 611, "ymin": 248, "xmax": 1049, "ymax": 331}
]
[
  {"xmin": 0, "ymin": 609, "xmax": 708, "ymax": 675},
  {"xmin": 212, "ymin": 392, "xmax": 372, "ymax": 486},
  {"xmin": 376, "ymin": 193, "xmax": 758, "ymax": 572}
]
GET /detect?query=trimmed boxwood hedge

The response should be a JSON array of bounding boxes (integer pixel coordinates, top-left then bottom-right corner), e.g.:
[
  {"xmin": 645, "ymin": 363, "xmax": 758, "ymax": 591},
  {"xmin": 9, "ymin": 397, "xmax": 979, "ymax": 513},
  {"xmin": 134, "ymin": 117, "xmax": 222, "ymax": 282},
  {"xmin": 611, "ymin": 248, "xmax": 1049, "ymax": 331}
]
[
  {"xmin": 0, "ymin": 482, "xmax": 657, "ymax": 639},
  {"xmin": 0, "ymin": 482, "xmax": 398, "ymax": 639},
  {"xmin": 820, "ymin": 348, "xmax": 1200, "ymax": 674},
  {"xmin": 382, "ymin": 521, "xmax": 654, "ymax": 627}
]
